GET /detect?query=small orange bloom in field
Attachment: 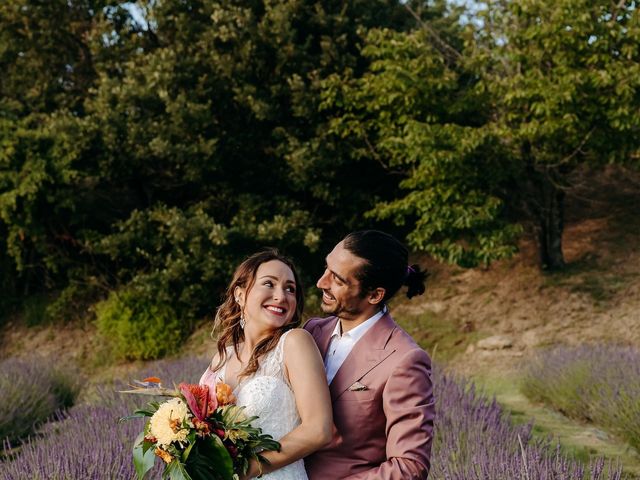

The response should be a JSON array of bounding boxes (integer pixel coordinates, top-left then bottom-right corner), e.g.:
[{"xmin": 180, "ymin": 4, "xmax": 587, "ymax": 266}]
[
  {"xmin": 142, "ymin": 376, "xmax": 162, "ymax": 384},
  {"xmin": 216, "ymin": 382, "xmax": 236, "ymax": 406}
]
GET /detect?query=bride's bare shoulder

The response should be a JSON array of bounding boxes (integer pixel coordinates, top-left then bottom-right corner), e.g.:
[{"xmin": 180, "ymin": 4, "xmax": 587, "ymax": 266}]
[{"xmin": 283, "ymin": 328, "xmax": 319, "ymax": 355}]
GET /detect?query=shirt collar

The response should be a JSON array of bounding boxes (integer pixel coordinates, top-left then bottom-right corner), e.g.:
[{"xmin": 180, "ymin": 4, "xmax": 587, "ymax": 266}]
[{"xmin": 330, "ymin": 305, "xmax": 387, "ymax": 342}]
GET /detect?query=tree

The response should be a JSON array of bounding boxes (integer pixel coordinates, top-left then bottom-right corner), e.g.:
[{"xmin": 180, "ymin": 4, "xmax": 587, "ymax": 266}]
[
  {"xmin": 1, "ymin": 0, "xmax": 422, "ymax": 322},
  {"xmin": 0, "ymin": 1, "xmax": 148, "ymax": 303},
  {"xmin": 474, "ymin": 0, "xmax": 640, "ymax": 269},
  {"xmin": 316, "ymin": 0, "xmax": 640, "ymax": 269},
  {"xmin": 312, "ymin": 15, "xmax": 522, "ymax": 267}
]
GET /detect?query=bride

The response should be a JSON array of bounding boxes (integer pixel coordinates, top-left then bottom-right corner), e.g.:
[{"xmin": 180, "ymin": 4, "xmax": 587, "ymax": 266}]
[{"xmin": 200, "ymin": 249, "xmax": 332, "ymax": 479}]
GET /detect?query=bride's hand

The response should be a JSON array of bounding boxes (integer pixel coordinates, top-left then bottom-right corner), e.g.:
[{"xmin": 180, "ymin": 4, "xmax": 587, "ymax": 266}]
[{"xmin": 238, "ymin": 459, "xmax": 261, "ymax": 480}]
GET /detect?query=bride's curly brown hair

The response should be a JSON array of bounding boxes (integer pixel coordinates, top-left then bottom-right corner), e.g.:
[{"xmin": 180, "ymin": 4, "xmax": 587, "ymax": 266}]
[{"xmin": 211, "ymin": 248, "xmax": 304, "ymax": 379}]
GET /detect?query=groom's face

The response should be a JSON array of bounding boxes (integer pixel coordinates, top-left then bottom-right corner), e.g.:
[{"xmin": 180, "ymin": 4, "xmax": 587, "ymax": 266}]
[{"xmin": 316, "ymin": 241, "xmax": 371, "ymax": 320}]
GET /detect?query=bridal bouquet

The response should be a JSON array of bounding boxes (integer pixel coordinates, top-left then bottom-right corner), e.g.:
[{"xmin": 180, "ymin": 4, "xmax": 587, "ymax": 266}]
[{"xmin": 120, "ymin": 377, "xmax": 280, "ymax": 480}]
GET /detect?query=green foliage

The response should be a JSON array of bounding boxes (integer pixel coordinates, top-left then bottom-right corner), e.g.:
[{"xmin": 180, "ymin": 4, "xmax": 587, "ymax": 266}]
[
  {"xmin": 0, "ymin": 0, "xmax": 416, "ymax": 323},
  {"xmin": 22, "ymin": 293, "xmax": 49, "ymax": 327},
  {"xmin": 4, "ymin": 0, "xmax": 639, "ymax": 328},
  {"xmin": 44, "ymin": 281, "xmax": 103, "ymax": 324},
  {"xmin": 89, "ymin": 202, "xmax": 319, "ymax": 323},
  {"xmin": 0, "ymin": 0, "xmax": 100, "ymax": 116},
  {"xmin": 95, "ymin": 288, "xmax": 183, "ymax": 361},
  {"xmin": 318, "ymin": 0, "xmax": 640, "ymax": 268},
  {"xmin": 471, "ymin": 0, "xmax": 640, "ymax": 268},
  {"xmin": 475, "ymin": 0, "xmax": 640, "ymax": 166},
  {"xmin": 318, "ymin": 26, "xmax": 522, "ymax": 266}
]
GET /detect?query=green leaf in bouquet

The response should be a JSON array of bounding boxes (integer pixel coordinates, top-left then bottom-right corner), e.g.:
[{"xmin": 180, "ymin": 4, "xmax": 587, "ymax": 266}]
[
  {"xmin": 142, "ymin": 438, "xmax": 155, "ymax": 455},
  {"xmin": 219, "ymin": 404, "xmax": 258, "ymax": 428},
  {"xmin": 119, "ymin": 413, "xmax": 146, "ymax": 423},
  {"xmin": 134, "ymin": 407, "xmax": 157, "ymax": 416},
  {"xmin": 133, "ymin": 432, "xmax": 156, "ymax": 480},
  {"xmin": 181, "ymin": 441, "xmax": 195, "ymax": 462},
  {"xmin": 184, "ymin": 435, "xmax": 234, "ymax": 480},
  {"xmin": 256, "ymin": 435, "xmax": 280, "ymax": 452},
  {"xmin": 163, "ymin": 460, "xmax": 193, "ymax": 480},
  {"xmin": 121, "ymin": 401, "xmax": 161, "ymax": 422}
]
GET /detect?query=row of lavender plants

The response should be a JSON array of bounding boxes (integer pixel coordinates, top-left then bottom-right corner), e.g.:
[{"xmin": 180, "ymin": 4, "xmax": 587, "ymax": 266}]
[
  {"xmin": 0, "ymin": 357, "xmax": 81, "ymax": 445},
  {"xmin": 522, "ymin": 344, "xmax": 640, "ymax": 452},
  {"xmin": 1, "ymin": 356, "xmax": 623, "ymax": 479},
  {"xmin": 0, "ymin": 356, "xmax": 207, "ymax": 480}
]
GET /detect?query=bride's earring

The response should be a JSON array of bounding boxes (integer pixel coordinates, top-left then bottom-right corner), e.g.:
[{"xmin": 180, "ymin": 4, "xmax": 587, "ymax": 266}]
[{"xmin": 235, "ymin": 297, "xmax": 245, "ymax": 329}]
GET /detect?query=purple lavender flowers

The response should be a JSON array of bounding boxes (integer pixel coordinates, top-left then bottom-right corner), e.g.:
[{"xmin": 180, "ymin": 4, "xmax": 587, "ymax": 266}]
[
  {"xmin": 522, "ymin": 344, "xmax": 640, "ymax": 452},
  {"xmin": 0, "ymin": 357, "xmax": 80, "ymax": 444},
  {"xmin": 0, "ymin": 356, "xmax": 625, "ymax": 479},
  {"xmin": 431, "ymin": 371, "xmax": 622, "ymax": 479}
]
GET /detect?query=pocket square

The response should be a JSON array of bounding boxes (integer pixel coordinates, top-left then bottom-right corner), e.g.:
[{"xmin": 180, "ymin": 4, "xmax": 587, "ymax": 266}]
[{"xmin": 348, "ymin": 381, "xmax": 369, "ymax": 391}]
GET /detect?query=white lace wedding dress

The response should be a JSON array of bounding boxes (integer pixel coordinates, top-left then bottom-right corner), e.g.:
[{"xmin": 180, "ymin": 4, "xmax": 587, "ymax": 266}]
[{"xmin": 199, "ymin": 330, "xmax": 308, "ymax": 480}]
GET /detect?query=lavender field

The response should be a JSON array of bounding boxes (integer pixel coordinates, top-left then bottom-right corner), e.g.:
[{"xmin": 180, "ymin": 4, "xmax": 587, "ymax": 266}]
[
  {"xmin": 522, "ymin": 345, "xmax": 640, "ymax": 453},
  {"xmin": 0, "ymin": 358, "xmax": 81, "ymax": 445},
  {"xmin": 0, "ymin": 355, "xmax": 625, "ymax": 480}
]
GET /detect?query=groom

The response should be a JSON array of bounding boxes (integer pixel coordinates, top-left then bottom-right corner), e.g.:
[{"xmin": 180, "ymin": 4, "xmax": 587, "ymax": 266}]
[{"xmin": 304, "ymin": 230, "xmax": 435, "ymax": 480}]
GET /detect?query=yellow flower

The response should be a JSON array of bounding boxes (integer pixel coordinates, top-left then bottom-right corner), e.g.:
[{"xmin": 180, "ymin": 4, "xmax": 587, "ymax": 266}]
[
  {"xmin": 226, "ymin": 428, "xmax": 250, "ymax": 442},
  {"xmin": 149, "ymin": 398, "xmax": 191, "ymax": 446}
]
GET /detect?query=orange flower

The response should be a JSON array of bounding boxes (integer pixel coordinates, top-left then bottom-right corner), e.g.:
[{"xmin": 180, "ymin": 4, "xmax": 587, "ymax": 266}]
[
  {"xmin": 154, "ymin": 447, "xmax": 173, "ymax": 464},
  {"xmin": 142, "ymin": 376, "xmax": 162, "ymax": 384},
  {"xmin": 216, "ymin": 382, "xmax": 236, "ymax": 406}
]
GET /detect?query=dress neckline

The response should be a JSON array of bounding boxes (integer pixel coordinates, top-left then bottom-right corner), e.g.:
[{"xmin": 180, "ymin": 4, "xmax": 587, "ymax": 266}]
[{"xmin": 218, "ymin": 330, "xmax": 292, "ymax": 395}]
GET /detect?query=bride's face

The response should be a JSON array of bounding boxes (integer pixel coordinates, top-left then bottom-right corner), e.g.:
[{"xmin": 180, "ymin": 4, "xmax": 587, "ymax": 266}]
[{"xmin": 237, "ymin": 260, "xmax": 298, "ymax": 331}]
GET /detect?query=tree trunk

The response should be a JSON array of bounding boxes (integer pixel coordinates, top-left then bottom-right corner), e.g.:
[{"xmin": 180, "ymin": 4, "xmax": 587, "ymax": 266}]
[{"xmin": 538, "ymin": 174, "xmax": 566, "ymax": 270}]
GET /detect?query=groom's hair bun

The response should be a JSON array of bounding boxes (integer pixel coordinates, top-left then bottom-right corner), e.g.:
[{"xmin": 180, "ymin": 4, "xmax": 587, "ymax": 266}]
[{"xmin": 342, "ymin": 230, "xmax": 427, "ymax": 303}]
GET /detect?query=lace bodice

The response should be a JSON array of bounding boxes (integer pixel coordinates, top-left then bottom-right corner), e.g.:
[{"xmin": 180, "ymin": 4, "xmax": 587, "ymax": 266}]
[{"xmin": 199, "ymin": 330, "xmax": 308, "ymax": 480}]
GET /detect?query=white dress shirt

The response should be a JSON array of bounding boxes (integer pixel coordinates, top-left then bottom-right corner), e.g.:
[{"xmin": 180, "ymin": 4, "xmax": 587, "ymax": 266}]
[{"xmin": 324, "ymin": 306, "xmax": 387, "ymax": 384}]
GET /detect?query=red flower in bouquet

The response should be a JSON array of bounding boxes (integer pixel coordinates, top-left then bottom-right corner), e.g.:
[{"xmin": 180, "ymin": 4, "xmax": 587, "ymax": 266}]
[{"xmin": 179, "ymin": 383, "xmax": 217, "ymax": 421}]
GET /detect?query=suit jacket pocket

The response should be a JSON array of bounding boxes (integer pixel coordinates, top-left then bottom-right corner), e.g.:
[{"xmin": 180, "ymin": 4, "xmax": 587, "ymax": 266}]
[{"xmin": 338, "ymin": 389, "xmax": 377, "ymax": 402}]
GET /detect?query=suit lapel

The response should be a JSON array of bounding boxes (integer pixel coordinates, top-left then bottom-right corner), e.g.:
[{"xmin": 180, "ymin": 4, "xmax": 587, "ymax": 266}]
[
  {"xmin": 329, "ymin": 313, "xmax": 396, "ymax": 402},
  {"xmin": 316, "ymin": 316, "xmax": 339, "ymax": 359}
]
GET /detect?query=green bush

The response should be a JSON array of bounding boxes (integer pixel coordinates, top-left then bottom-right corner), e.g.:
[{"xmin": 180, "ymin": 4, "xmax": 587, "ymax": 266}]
[{"xmin": 95, "ymin": 289, "xmax": 184, "ymax": 361}]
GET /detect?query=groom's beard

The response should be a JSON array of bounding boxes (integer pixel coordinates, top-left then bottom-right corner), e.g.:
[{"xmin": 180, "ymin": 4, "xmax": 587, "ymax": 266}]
[{"xmin": 319, "ymin": 295, "xmax": 362, "ymax": 318}]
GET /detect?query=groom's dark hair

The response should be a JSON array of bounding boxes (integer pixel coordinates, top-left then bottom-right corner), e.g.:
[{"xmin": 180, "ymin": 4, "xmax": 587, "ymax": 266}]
[{"xmin": 342, "ymin": 230, "xmax": 427, "ymax": 303}]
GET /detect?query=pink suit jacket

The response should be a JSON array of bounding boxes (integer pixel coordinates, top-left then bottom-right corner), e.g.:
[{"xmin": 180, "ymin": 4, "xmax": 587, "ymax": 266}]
[{"xmin": 304, "ymin": 313, "xmax": 435, "ymax": 480}]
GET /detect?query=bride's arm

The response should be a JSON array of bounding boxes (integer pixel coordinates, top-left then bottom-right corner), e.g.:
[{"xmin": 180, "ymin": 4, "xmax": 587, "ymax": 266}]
[{"xmin": 244, "ymin": 328, "xmax": 333, "ymax": 478}]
